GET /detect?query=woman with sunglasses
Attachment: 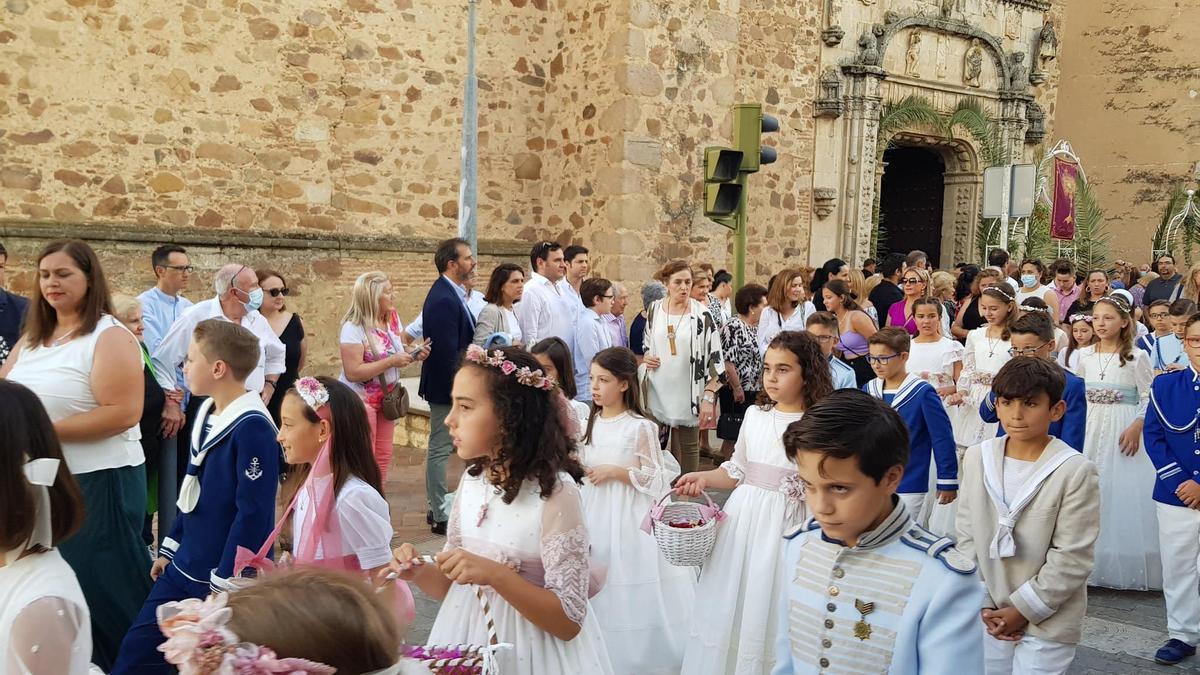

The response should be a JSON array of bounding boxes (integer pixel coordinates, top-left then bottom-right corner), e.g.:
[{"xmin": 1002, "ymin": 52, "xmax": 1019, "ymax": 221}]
[
  {"xmin": 257, "ymin": 269, "xmax": 307, "ymax": 425},
  {"xmin": 885, "ymin": 267, "xmax": 931, "ymax": 337}
]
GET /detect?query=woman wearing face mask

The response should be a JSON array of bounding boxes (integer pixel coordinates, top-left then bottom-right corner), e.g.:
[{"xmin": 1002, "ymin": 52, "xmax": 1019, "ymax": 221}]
[{"xmin": 1014, "ymin": 258, "xmax": 1060, "ymax": 320}]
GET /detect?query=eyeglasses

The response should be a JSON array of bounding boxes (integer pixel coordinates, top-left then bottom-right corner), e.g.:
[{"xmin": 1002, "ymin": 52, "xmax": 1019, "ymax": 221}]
[
  {"xmin": 1186, "ymin": 337, "xmax": 1200, "ymax": 348},
  {"xmin": 865, "ymin": 353, "xmax": 901, "ymax": 365},
  {"xmin": 1149, "ymin": 312, "xmax": 1170, "ymax": 320},
  {"xmin": 163, "ymin": 265, "xmax": 194, "ymax": 273},
  {"xmin": 901, "ymin": 278, "xmax": 923, "ymax": 285},
  {"xmin": 811, "ymin": 334, "xmax": 837, "ymax": 343},
  {"xmin": 1008, "ymin": 343, "xmax": 1050, "ymax": 357},
  {"xmin": 601, "ymin": 294, "xmax": 614, "ymax": 300},
  {"xmin": 267, "ymin": 288, "xmax": 289, "ymax": 298}
]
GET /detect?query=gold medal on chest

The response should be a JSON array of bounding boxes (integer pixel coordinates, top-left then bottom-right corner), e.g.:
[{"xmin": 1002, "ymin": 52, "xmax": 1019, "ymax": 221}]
[{"xmin": 853, "ymin": 598, "xmax": 875, "ymax": 641}]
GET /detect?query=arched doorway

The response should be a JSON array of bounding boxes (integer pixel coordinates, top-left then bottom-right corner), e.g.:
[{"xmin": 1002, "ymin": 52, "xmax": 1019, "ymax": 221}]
[{"xmin": 878, "ymin": 145, "xmax": 947, "ymax": 264}]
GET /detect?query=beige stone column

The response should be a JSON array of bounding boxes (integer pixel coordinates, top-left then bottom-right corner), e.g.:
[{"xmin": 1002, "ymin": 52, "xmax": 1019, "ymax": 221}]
[{"xmin": 840, "ymin": 65, "xmax": 887, "ymax": 266}]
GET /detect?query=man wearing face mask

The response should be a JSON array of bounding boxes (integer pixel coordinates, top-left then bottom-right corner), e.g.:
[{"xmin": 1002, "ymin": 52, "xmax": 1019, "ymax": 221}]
[{"xmin": 151, "ymin": 264, "xmax": 286, "ymax": 460}]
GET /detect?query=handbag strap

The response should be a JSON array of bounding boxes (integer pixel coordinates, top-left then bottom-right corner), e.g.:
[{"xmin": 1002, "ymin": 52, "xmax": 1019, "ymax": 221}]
[{"xmin": 364, "ymin": 325, "xmax": 396, "ymax": 394}]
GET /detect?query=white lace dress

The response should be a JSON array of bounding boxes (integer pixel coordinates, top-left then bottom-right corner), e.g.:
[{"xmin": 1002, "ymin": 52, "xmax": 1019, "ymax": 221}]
[
  {"xmin": 428, "ymin": 473, "xmax": 613, "ymax": 674},
  {"xmin": 580, "ymin": 412, "xmax": 694, "ymax": 675},
  {"xmin": 1076, "ymin": 346, "xmax": 1162, "ymax": 590},
  {"xmin": 909, "ymin": 337, "xmax": 966, "ymax": 537},
  {"xmin": 0, "ymin": 549, "xmax": 96, "ymax": 675},
  {"xmin": 681, "ymin": 406, "xmax": 806, "ymax": 675},
  {"xmin": 952, "ymin": 327, "xmax": 1012, "ymax": 448}
]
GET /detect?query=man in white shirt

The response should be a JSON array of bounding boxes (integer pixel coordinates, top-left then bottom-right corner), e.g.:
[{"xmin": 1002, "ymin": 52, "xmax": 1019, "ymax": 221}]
[
  {"xmin": 516, "ymin": 241, "xmax": 579, "ymax": 349},
  {"xmin": 152, "ymin": 263, "xmax": 286, "ymax": 439}
]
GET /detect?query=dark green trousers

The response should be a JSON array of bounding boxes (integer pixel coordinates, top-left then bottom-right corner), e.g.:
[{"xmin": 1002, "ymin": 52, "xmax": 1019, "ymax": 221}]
[{"xmin": 59, "ymin": 464, "xmax": 153, "ymax": 671}]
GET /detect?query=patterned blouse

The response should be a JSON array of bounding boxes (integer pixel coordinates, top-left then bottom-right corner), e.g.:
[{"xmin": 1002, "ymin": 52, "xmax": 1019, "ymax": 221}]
[
  {"xmin": 720, "ymin": 316, "xmax": 762, "ymax": 392},
  {"xmin": 706, "ymin": 293, "xmax": 728, "ymax": 328}
]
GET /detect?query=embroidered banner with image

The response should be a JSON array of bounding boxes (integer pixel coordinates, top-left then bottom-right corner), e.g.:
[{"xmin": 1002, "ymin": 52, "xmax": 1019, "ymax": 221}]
[{"xmin": 1051, "ymin": 157, "xmax": 1080, "ymax": 241}]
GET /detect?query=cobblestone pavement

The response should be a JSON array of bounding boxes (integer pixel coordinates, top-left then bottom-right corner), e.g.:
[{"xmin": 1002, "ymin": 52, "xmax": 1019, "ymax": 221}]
[{"xmin": 386, "ymin": 450, "xmax": 1200, "ymax": 673}]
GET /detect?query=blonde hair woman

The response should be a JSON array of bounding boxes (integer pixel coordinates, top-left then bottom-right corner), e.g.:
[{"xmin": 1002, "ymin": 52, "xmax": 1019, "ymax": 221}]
[
  {"xmin": 886, "ymin": 266, "xmax": 931, "ymax": 336},
  {"xmin": 1172, "ymin": 262, "xmax": 1200, "ymax": 303},
  {"xmin": 847, "ymin": 268, "xmax": 878, "ymax": 326},
  {"xmin": 930, "ymin": 270, "xmax": 957, "ymax": 336},
  {"xmin": 338, "ymin": 271, "xmax": 428, "ymax": 482}
]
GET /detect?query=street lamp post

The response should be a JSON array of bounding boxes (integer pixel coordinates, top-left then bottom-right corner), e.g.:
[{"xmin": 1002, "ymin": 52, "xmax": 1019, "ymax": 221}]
[{"xmin": 458, "ymin": 0, "xmax": 479, "ymax": 253}]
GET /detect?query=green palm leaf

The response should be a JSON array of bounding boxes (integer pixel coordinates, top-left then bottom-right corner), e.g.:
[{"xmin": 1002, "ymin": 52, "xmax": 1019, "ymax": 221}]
[
  {"xmin": 1071, "ymin": 176, "xmax": 1111, "ymax": 272},
  {"xmin": 877, "ymin": 95, "xmax": 941, "ymax": 159},
  {"xmin": 944, "ymin": 98, "xmax": 1008, "ymax": 168}
]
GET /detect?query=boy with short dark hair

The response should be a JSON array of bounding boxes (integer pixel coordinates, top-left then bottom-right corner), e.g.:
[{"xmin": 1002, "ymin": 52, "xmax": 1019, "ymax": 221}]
[
  {"xmin": 957, "ymin": 357, "xmax": 1099, "ymax": 674},
  {"xmin": 773, "ymin": 390, "xmax": 984, "ymax": 674},
  {"xmin": 979, "ymin": 312, "xmax": 1087, "ymax": 452},
  {"xmin": 1144, "ymin": 313, "xmax": 1200, "ymax": 665},
  {"xmin": 1138, "ymin": 299, "xmax": 1173, "ymax": 360},
  {"xmin": 804, "ymin": 311, "xmax": 856, "ymax": 390},
  {"xmin": 1153, "ymin": 298, "xmax": 1196, "ymax": 373},
  {"xmin": 863, "ymin": 327, "xmax": 958, "ymax": 525},
  {"xmin": 113, "ymin": 319, "xmax": 280, "ymax": 673}
]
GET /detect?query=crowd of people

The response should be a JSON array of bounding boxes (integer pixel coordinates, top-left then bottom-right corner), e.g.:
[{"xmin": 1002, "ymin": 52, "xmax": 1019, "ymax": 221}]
[{"xmin": 4, "ymin": 235, "xmax": 1200, "ymax": 674}]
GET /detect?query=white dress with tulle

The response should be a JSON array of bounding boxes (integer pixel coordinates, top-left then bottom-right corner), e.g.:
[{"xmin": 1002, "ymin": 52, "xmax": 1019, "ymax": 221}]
[
  {"xmin": 0, "ymin": 549, "xmax": 96, "ymax": 675},
  {"xmin": 952, "ymin": 327, "xmax": 1012, "ymax": 448},
  {"xmin": 1077, "ymin": 346, "xmax": 1162, "ymax": 590},
  {"xmin": 428, "ymin": 473, "xmax": 614, "ymax": 674},
  {"xmin": 681, "ymin": 406, "xmax": 806, "ymax": 675},
  {"xmin": 580, "ymin": 412, "xmax": 695, "ymax": 675},
  {"xmin": 910, "ymin": 337, "xmax": 966, "ymax": 537}
]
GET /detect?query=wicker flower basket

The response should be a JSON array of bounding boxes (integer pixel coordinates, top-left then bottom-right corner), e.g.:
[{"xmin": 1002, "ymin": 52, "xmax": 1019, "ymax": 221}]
[{"xmin": 643, "ymin": 491, "xmax": 725, "ymax": 567}]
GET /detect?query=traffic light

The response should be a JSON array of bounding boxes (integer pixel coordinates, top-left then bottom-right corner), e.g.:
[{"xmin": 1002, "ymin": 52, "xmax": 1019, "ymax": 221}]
[
  {"xmin": 732, "ymin": 103, "xmax": 779, "ymax": 173},
  {"xmin": 703, "ymin": 146, "xmax": 744, "ymax": 228}
]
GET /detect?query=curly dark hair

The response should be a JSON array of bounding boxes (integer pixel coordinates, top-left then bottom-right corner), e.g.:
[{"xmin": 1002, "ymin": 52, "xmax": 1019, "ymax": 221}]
[
  {"xmin": 757, "ymin": 330, "xmax": 834, "ymax": 411},
  {"xmin": 462, "ymin": 346, "xmax": 585, "ymax": 503}
]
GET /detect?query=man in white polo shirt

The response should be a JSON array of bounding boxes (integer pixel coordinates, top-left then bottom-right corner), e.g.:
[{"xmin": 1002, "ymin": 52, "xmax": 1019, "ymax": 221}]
[{"xmin": 516, "ymin": 241, "xmax": 580, "ymax": 349}]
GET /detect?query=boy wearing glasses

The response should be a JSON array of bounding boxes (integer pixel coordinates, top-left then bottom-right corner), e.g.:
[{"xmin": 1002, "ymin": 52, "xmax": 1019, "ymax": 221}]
[
  {"xmin": 804, "ymin": 312, "xmax": 857, "ymax": 390},
  {"xmin": 979, "ymin": 313, "xmax": 1087, "ymax": 453},
  {"xmin": 1144, "ymin": 313, "xmax": 1200, "ymax": 665},
  {"xmin": 956, "ymin": 357, "xmax": 1099, "ymax": 674},
  {"xmin": 863, "ymin": 327, "xmax": 958, "ymax": 524}
]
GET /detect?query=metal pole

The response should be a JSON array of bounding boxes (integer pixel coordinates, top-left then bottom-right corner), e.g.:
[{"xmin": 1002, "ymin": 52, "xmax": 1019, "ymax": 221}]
[
  {"xmin": 998, "ymin": 164, "xmax": 1012, "ymax": 254},
  {"xmin": 458, "ymin": 0, "xmax": 479, "ymax": 252},
  {"xmin": 733, "ymin": 173, "xmax": 748, "ymax": 289}
]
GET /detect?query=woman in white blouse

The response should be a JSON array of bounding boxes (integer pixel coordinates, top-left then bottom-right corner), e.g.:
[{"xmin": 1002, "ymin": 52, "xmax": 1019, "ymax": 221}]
[
  {"xmin": 1, "ymin": 240, "xmax": 147, "ymax": 671},
  {"xmin": 473, "ymin": 263, "xmax": 525, "ymax": 347},
  {"xmin": 757, "ymin": 267, "xmax": 814, "ymax": 354}
]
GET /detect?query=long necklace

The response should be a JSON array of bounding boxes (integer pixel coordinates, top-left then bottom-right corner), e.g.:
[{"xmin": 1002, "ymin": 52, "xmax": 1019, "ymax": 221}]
[
  {"xmin": 984, "ymin": 328, "xmax": 1002, "ymax": 358},
  {"xmin": 475, "ymin": 483, "xmax": 503, "ymax": 527},
  {"xmin": 1096, "ymin": 347, "xmax": 1121, "ymax": 381},
  {"xmin": 665, "ymin": 303, "xmax": 687, "ymax": 356}
]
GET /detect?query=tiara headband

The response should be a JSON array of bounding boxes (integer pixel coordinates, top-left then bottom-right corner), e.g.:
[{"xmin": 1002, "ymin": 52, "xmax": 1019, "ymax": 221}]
[
  {"xmin": 1097, "ymin": 294, "xmax": 1132, "ymax": 314},
  {"xmin": 1068, "ymin": 314, "xmax": 1094, "ymax": 324},
  {"xmin": 157, "ymin": 594, "xmax": 407, "ymax": 675},
  {"xmin": 984, "ymin": 286, "xmax": 1014, "ymax": 302},
  {"xmin": 295, "ymin": 377, "xmax": 329, "ymax": 410},
  {"xmin": 465, "ymin": 345, "xmax": 556, "ymax": 392},
  {"xmin": 1021, "ymin": 305, "xmax": 1051, "ymax": 314}
]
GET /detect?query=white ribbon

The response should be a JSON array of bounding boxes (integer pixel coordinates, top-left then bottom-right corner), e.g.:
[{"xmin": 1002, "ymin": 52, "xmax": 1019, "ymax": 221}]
[
  {"xmin": 980, "ymin": 439, "xmax": 1076, "ymax": 559},
  {"xmin": 5, "ymin": 458, "xmax": 61, "ymax": 565}
]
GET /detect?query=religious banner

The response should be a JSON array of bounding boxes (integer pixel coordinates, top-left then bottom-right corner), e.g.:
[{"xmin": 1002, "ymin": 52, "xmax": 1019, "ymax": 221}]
[{"xmin": 1051, "ymin": 157, "xmax": 1080, "ymax": 241}]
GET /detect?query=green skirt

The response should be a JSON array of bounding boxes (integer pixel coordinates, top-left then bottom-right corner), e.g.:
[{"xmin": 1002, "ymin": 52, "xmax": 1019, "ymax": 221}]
[{"xmin": 59, "ymin": 463, "xmax": 154, "ymax": 672}]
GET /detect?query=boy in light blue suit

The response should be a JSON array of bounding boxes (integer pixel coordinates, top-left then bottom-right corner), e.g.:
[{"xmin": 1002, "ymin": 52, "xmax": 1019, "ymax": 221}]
[
  {"xmin": 805, "ymin": 311, "xmax": 857, "ymax": 390},
  {"xmin": 773, "ymin": 390, "xmax": 983, "ymax": 675}
]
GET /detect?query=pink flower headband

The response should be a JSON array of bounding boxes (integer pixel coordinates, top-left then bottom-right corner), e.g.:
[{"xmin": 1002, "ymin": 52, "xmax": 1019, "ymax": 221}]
[
  {"xmin": 1068, "ymin": 314, "xmax": 1093, "ymax": 324},
  {"xmin": 295, "ymin": 377, "xmax": 329, "ymax": 411},
  {"xmin": 157, "ymin": 594, "xmax": 336, "ymax": 675},
  {"xmin": 465, "ymin": 345, "xmax": 557, "ymax": 392}
]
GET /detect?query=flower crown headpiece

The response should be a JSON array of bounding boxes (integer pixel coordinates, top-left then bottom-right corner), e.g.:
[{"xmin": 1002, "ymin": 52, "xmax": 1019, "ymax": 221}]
[
  {"xmin": 1021, "ymin": 304, "xmax": 1051, "ymax": 315},
  {"xmin": 984, "ymin": 286, "xmax": 1014, "ymax": 302},
  {"xmin": 1097, "ymin": 294, "xmax": 1132, "ymax": 314},
  {"xmin": 157, "ymin": 594, "xmax": 407, "ymax": 675},
  {"xmin": 295, "ymin": 377, "xmax": 329, "ymax": 411},
  {"xmin": 1068, "ymin": 313, "xmax": 1094, "ymax": 324},
  {"xmin": 465, "ymin": 345, "xmax": 557, "ymax": 392}
]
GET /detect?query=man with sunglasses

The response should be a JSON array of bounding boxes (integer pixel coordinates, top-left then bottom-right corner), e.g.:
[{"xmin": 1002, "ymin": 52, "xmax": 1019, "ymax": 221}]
[
  {"xmin": 978, "ymin": 312, "xmax": 1086, "ymax": 453},
  {"xmin": 516, "ymin": 240, "xmax": 579, "ymax": 349}
]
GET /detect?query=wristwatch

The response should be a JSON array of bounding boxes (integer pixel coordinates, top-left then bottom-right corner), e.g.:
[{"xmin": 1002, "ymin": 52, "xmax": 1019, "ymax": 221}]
[{"xmin": 702, "ymin": 391, "xmax": 717, "ymax": 403}]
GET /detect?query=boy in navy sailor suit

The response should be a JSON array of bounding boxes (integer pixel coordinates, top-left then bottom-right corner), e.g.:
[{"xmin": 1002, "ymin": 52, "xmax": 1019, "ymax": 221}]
[
  {"xmin": 863, "ymin": 327, "xmax": 958, "ymax": 525},
  {"xmin": 1143, "ymin": 312, "xmax": 1200, "ymax": 666},
  {"xmin": 772, "ymin": 390, "xmax": 984, "ymax": 675},
  {"xmin": 979, "ymin": 313, "xmax": 1087, "ymax": 452},
  {"xmin": 112, "ymin": 320, "xmax": 279, "ymax": 674}
]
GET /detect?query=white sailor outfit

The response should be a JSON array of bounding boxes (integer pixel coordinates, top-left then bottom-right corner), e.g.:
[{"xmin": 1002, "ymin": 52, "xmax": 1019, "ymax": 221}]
[{"xmin": 771, "ymin": 499, "xmax": 984, "ymax": 675}]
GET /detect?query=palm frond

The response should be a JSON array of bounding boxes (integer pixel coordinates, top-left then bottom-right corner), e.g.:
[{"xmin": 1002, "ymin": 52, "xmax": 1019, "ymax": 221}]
[
  {"xmin": 877, "ymin": 95, "xmax": 941, "ymax": 158},
  {"xmin": 944, "ymin": 98, "xmax": 1007, "ymax": 168},
  {"xmin": 1152, "ymin": 186, "xmax": 1200, "ymax": 263},
  {"xmin": 1071, "ymin": 176, "xmax": 1111, "ymax": 271}
]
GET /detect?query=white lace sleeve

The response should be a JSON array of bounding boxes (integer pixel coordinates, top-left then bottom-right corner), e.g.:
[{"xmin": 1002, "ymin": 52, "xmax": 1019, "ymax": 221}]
[
  {"xmin": 718, "ymin": 420, "xmax": 749, "ymax": 483},
  {"xmin": 1134, "ymin": 350, "xmax": 1153, "ymax": 419},
  {"xmin": 628, "ymin": 418, "xmax": 680, "ymax": 498},
  {"xmin": 443, "ymin": 485, "xmax": 464, "ymax": 553},
  {"xmin": 8, "ymin": 596, "xmax": 88, "ymax": 675},
  {"xmin": 957, "ymin": 330, "xmax": 978, "ymax": 390},
  {"xmin": 540, "ymin": 480, "xmax": 590, "ymax": 626},
  {"xmin": 942, "ymin": 340, "xmax": 965, "ymax": 373},
  {"xmin": 336, "ymin": 483, "xmax": 395, "ymax": 570}
]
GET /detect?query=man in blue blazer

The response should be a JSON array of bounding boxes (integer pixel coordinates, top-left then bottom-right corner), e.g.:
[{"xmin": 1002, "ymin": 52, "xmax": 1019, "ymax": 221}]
[
  {"xmin": 420, "ymin": 238, "xmax": 477, "ymax": 534},
  {"xmin": 0, "ymin": 241, "xmax": 29, "ymax": 366},
  {"xmin": 979, "ymin": 313, "xmax": 1086, "ymax": 452}
]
